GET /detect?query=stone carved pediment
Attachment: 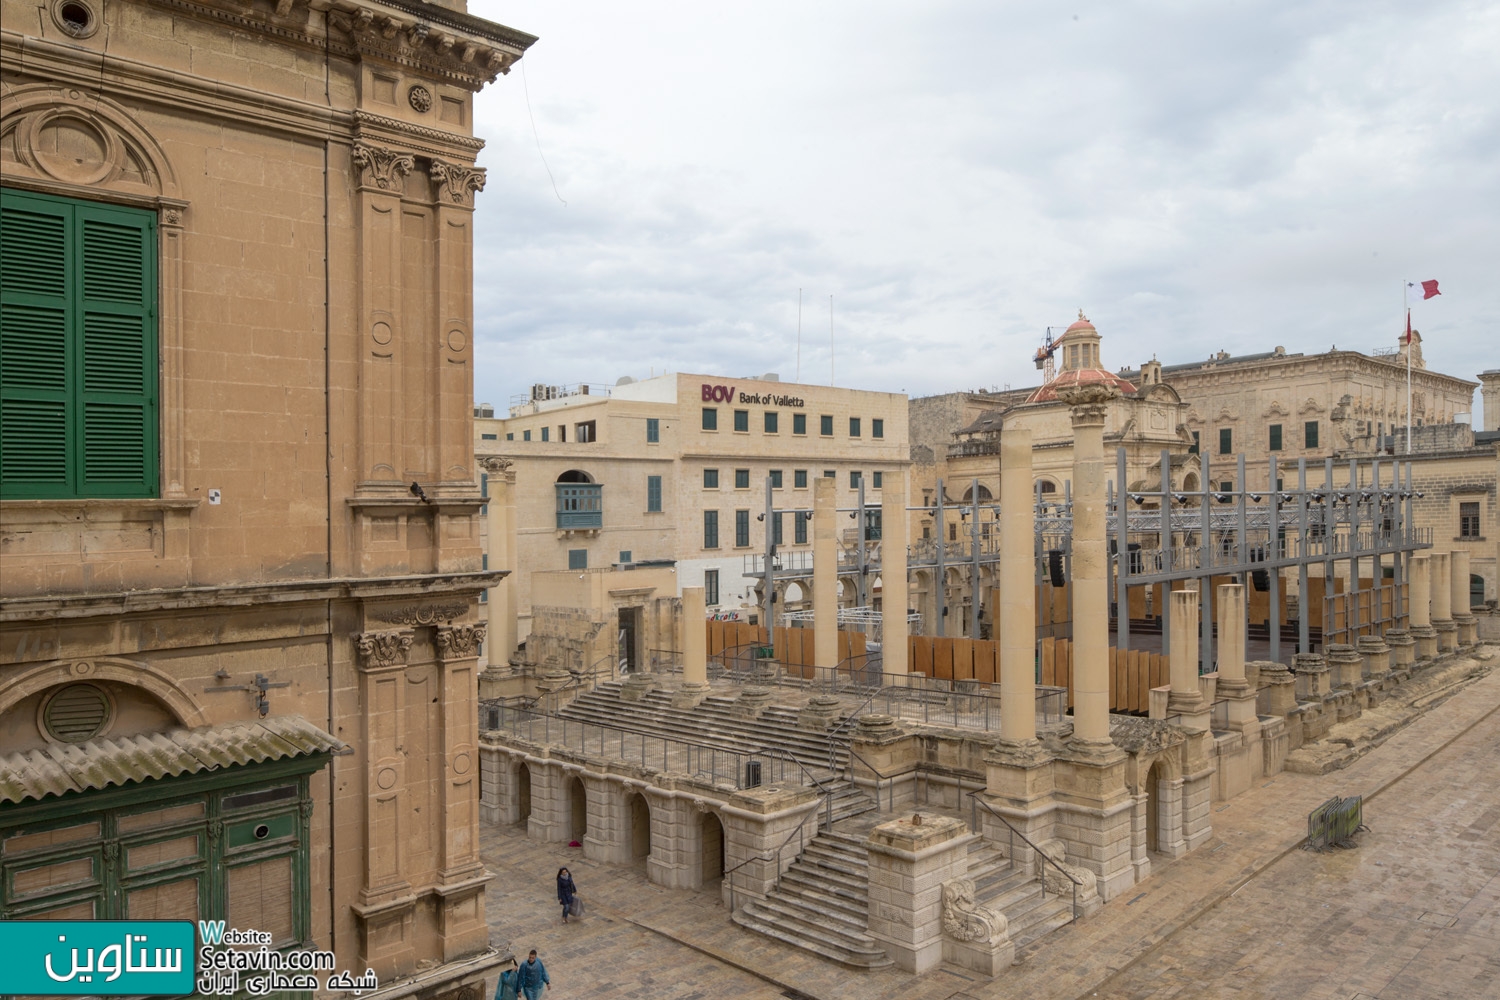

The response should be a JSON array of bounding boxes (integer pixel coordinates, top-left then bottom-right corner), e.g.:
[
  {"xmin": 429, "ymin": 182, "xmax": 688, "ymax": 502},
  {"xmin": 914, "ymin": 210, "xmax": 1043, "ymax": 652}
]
[
  {"xmin": 1, "ymin": 86, "xmax": 180, "ymax": 200},
  {"xmin": 1263, "ymin": 399, "xmax": 1289, "ymax": 418},
  {"xmin": 1299, "ymin": 397, "xmax": 1324, "ymax": 415}
]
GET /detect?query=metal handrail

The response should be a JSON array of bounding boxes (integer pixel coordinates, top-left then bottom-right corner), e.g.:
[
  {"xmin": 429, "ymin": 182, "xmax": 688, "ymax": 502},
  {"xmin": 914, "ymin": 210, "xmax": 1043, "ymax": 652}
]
[
  {"xmin": 748, "ymin": 745, "xmax": 838, "ymax": 830},
  {"xmin": 834, "ymin": 741, "xmax": 895, "ymax": 813},
  {"xmin": 723, "ymin": 790, "xmax": 828, "ymax": 914},
  {"xmin": 967, "ymin": 791, "xmax": 1082, "ymax": 922}
]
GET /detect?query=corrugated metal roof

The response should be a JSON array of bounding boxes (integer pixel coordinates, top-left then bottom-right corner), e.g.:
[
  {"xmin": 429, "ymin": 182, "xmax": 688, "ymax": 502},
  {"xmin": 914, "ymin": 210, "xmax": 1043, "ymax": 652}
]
[{"xmin": 0, "ymin": 716, "xmax": 345, "ymax": 806}]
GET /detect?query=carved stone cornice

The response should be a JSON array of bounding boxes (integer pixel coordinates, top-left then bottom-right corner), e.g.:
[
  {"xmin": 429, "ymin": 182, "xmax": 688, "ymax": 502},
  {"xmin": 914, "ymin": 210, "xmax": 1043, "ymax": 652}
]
[
  {"xmin": 354, "ymin": 110, "xmax": 485, "ymax": 160},
  {"xmin": 352, "ymin": 141, "xmax": 415, "ymax": 191},
  {"xmin": 373, "ymin": 602, "xmax": 468, "ymax": 626},
  {"xmin": 355, "ymin": 629, "xmax": 415, "ymax": 669},
  {"xmin": 436, "ymin": 624, "xmax": 487, "ymax": 660},
  {"xmin": 326, "ymin": 0, "xmax": 537, "ymax": 92},
  {"xmin": 429, "ymin": 158, "xmax": 486, "ymax": 208}
]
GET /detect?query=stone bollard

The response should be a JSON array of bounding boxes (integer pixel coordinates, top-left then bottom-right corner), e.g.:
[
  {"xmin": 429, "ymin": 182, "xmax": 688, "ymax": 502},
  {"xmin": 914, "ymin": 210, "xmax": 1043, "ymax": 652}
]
[
  {"xmin": 865, "ymin": 812, "xmax": 974, "ymax": 974},
  {"xmin": 1384, "ymin": 629, "xmax": 1415, "ymax": 671},
  {"xmin": 1252, "ymin": 660, "xmax": 1298, "ymax": 718}
]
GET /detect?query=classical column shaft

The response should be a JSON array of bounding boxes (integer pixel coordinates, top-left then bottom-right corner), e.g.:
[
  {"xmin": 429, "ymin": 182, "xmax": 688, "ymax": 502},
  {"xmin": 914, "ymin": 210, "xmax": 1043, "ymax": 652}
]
[
  {"xmin": 1452, "ymin": 550, "xmax": 1472, "ymax": 616},
  {"xmin": 1068, "ymin": 402, "xmax": 1110, "ymax": 745},
  {"xmin": 485, "ymin": 465, "xmax": 517, "ymax": 669},
  {"xmin": 1409, "ymin": 555, "xmax": 1431, "ymax": 627},
  {"xmin": 881, "ymin": 475, "xmax": 910, "ymax": 680},
  {"xmin": 1167, "ymin": 591, "xmax": 1206, "ymax": 723},
  {"xmin": 1430, "ymin": 552, "xmax": 1452, "ymax": 622},
  {"xmin": 682, "ymin": 587, "xmax": 708, "ymax": 686},
  {"xmin": 813, "ymin": 477, "xmax": 839, "ymax": 669},
  {"xmin": 999, "ymin": 427, "xmax": 1036, "ymax": 743},
  {"xmin": 1216, "ymin": 583, "xmax": 1247, "ymax": 689}
]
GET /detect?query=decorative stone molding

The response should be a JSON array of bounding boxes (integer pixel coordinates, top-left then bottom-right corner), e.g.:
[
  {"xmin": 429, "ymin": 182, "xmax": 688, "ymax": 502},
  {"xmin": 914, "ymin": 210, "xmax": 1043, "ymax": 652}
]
[
  {"xmin": 1058, "ymin": 382, "xmax": 1118, "ymax": 421},
  {"xmin": 408, "ymin": 84, "xmax": 433, "ymax": 113},
  {"xmin": 355, "ymin": 629, "xmax": 415, "ymax": 669},
  {"xmin": 373, "ymin": 602, "xmax": 468, "ymax": 626},
  {"xmin": 327, "ymin": 0, "xmax": 534, "ymax": 89},
  {"xmin": 436, "ymin": 624, "xmax": 487, "ymax": 659},
  {"xmin": 352, "ymin": 142, "xmax": 415, "ymax": 191},
  {"xmin": 941, "ymin": 878, "xmax": 1007, "ymax": 943},
  {"xmin": 1, "ymin": 86, "xmax": 180, "ymax": 198},
  {"xmin": 479, "ymin": 456, "xmax": 513, "ymax": 473},
  {"xmin": 1035, "ymin": 839, "xmax": 1100, "ymax": 904},
  {"xmin": 429, "ymin": 158, "xmax": 486, "ymax": 207}
]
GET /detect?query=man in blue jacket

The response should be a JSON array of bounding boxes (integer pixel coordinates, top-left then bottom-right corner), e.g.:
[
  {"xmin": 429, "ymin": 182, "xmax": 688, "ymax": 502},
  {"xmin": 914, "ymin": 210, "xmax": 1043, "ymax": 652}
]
[{"xmin": 516, "ymin": 949, "xmax": 550, "ymax": 1000}]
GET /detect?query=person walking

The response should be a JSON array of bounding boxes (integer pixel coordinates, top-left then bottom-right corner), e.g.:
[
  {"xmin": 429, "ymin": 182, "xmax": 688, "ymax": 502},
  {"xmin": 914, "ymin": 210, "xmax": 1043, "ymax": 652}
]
[
  {"xmin": 494, "ymin": 959, "xmax": 521, "ymax": 1000},
  {"xmin": 556, "ymin": 867, "xmax": 577, "ymax": 923},
  {"xmin": 516, "ymin": 949, "xmax": 550, "ymax": 1000}
]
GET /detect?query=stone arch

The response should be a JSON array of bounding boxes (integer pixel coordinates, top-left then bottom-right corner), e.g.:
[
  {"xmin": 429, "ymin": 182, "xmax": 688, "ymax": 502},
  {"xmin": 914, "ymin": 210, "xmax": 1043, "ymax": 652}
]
[
  {"xmin": 556, "ymin": 469, "xmax": 594, "ymax": 484},
  {"xmin": 784, "ymin": 581, "xmax": 805, "ymax": 604},
  {"xmin": 1, "ymin": 85, "xmax": 181, "ymax": 200},
  {"xmin": 1036, "ymin": 479, "xmax": 1058, "ymax": 494},
  {"xmin": 0, "ymin": 658, "xmax": 208, "ymax": 728},
  {"xmin": 567, "ymin": 775, "xmax": 588, "ymax": 842},
  {"xmin": 961, "ymin": 483, "xmax": 994, "ymax": 503},
  {"xmin": 516, "ymin": 760, "xmax": 533, "ymax": 827},
  {"xmin": 699, "ymin": 809, "xmax": 726, "ymax": 882},
  {"xmin": 626, "ymin": 791, "xmax": 652, "ymax": 863}
]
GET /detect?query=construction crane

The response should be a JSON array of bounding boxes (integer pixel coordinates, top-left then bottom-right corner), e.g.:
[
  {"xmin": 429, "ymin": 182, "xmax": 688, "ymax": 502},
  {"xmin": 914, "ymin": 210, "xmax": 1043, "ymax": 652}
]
[{"xmin": 1033, "ymin": 326, "xmax": 1061, "ymax": 382}]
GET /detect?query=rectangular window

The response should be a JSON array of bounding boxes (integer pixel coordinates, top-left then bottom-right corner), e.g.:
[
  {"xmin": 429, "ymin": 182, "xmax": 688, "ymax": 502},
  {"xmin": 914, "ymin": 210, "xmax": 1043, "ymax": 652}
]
[
  {"xmin": 1305, "ymin": 420, "xmax": 1319, "ymax": 448},
  {"xmin": 849, "ymin": 417, "xmax": 862, "ymax": 437},
  {"xmin": 1, "ymin": 188, "xmax": 159, "ymax": 498},
  {"xmin": 568, "ymin": 549, "xmax": 588, "ymax": 570},
  {"xmin": 702, "ymin": 407, "xmax": 717, "ymax": 431},
  {"xmin": 873, "ymin": 471, "xmax": 883, "ymax": 489},
  {"xmin": 793, "ymin": 413, "xmax": 806, "ymax": 435},
  {"xmin": 480, "ymin": 473, "xmax": 489, "ymax": 497},
  {"xmin": 794, "ymin": 469, "xmax": 808, "ymax": 488},
  {"xmin": 794, "ymin": 510, "xmax": 808, "ymax": 544},
  {"xmin": 506, "ymin": 432, "xmax": 514, "ymax": 441},
  {"xmin": 772, "ymin": 511, "xmax": 784, "ymax": 545},
  {"xmin": 733, "ymin": 409, "xmax": 749, "ymax": 432},
  {"xmin": 735, "ymin": 509, "xmax": 750, "ymax": 547},
  {"xmin": 646, "ymin": 475, "xmax": 662, "ymax": 512},
  {"xmin": 645, "ymin": 417, "xmax": 659, "ymax": 443},
  {"xmin": 850, "ymin": 470, "xmax": 862, "ymax": 488},
  {"xmin": 824, "ymin": 469, "xmax": 836, "ymax": 480},
  {"xmin": 764, "ymin": 411, "xmax": 778, "ymax": 433},
  {"xmin": 1269, "ymin": 424, "xmax": 1282, "ymax": 451},
  {"xmin": 481, "ymin": 433, "xmax": 498, "ymax": 440},
  {"xmin": 872, "ymin": 418, "xmax": 884, "ymax": 439},
  {"xmin": 574, "ymin": 420, "xmax": 596, "ymax": 443},
  {"xmin": 619, "ymin": 550, "xmax": 632, "ymax": 564},
  {"xmin": 1190, "ymin": 430, "xmax": 1199, "ymax": 455},
  {"xmin": 703, "ymin": 468, "xmax": 719, "ymax": 489},
  {"xmin": 1220, "ymin": 481, "xmax": 1233, "ymax": 492},
  {"xmin": 558, "ymin": 425, "xmax": 566, "ymax": 442},
  {"xmin": 1460, "ymin": 501, "xmax": 1481, "ymax": 538},
  {"xmin": 820, "ymin": 414, "xmax": 834, "ymax": 436},
  {"xmin": 735, "ymin": 468, "xmax": 750, "ymax": 489},
  {"xmin": 704, "ymin": 569, "xmax": 720, "ymax": 606},
  {"xmin": 1218, "ymin": 428, "xmax": 1232, "ymax": 455},
  {"xmin": 703, "ymin": 510, "xmax": 719, "ymax": 549},
  {"xmin": 863, "ymin": 508, "xmax": 882, "ymax": 541},
  {"xmin": 769, "ymin": 469, "xmax": 783, "ymax": 488},
  {"xmin": 541, "ymin": 426, "xmax": 550, "ymax": 442}
]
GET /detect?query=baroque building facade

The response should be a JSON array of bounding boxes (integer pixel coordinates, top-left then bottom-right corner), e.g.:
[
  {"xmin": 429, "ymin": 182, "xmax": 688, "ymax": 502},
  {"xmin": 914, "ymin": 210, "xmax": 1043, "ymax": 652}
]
[{"xmin": 0, "ymin": 0, "xmax": 528, "ymax": 996}]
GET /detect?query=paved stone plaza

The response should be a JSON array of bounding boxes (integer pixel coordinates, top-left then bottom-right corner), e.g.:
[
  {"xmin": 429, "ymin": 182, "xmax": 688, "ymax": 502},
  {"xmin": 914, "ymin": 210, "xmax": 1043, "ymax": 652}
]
[{"xmin": 481, "ymin": 648, "xmax": 1500, "ymax": 1000}]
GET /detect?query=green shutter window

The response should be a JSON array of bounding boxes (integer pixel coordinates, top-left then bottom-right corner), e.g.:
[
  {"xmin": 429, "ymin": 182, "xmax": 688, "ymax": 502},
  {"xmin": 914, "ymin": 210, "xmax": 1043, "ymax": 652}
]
[
  {"xmin": 646, "ymin": 417, "xmax": 659, "ymax": 443},
  {"xmin": 1268, "ymin": 424, "xmax": 1282, "ymax": 451},
  {"xmin": 1, "ymin": 189, "xmax": 158, "ymax": 498},
  {"xmin": 646, "ymin": 475, "xmax": 662, "ymax": 512}
]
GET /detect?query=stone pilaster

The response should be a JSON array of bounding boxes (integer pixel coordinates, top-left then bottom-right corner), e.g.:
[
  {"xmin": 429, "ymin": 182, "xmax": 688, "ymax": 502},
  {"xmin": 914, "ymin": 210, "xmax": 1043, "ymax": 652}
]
[{"xmin": 865, "ymin": 813, "xmax": 974, "ymax": 974}]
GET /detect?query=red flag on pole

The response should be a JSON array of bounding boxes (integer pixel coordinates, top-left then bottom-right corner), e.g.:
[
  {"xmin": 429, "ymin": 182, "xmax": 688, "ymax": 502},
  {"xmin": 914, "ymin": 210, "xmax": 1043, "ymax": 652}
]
[{"xmin": 1406, "ymin": 279, "xmax": 1441, "ymax": 302}]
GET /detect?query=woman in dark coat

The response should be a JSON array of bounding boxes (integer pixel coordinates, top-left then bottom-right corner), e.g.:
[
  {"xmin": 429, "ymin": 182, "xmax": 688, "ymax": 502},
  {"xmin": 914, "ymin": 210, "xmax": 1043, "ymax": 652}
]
[{"xmin": 556, "ymin": 867, "xmax": 577, "ymax": 923}]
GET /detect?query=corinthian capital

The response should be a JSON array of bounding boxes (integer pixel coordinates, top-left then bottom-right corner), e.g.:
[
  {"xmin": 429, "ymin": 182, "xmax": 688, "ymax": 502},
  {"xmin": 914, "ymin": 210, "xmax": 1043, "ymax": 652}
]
[
  {"xmin": 355, "ymin": 629, "xmax": 415, "ymax": 669},
  {"xmin": 436, "ymin": 624, "xmax": 488, "ymax": 660},
  {"xmin": 429, "ymin": 158, "xmax": 486, "ymax": 208},
  {"xmin": 352, "ymin": 142, "xmax": 415, "ymax": 191}
]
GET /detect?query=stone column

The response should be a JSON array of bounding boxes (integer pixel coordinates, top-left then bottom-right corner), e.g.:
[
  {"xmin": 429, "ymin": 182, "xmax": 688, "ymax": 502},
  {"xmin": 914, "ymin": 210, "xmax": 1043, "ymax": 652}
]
[
  {"xmin": 1293, "ymin": 651, "xmax": 1331, "ymax": 703},
  {"xmin": 1357, "ymin": 634, "xmax": 1391, "ymax": 705},
  {"xmin": 1215, "ymin": 584, "xmax": 1261, "ymax": 784},
  {"xmin": 674, "ymin": 587, "xmax": 710, "ymax": 708},
  {"xmin": 1167, "ymin": 590, "xmax": 1210, "ymax": 730},
  {"xmin": 864, "ymin": 813, "xmax": 975, "ymax": 974},
  {"xmin": 1408, "ymin": 554, "xmax": 1438, "ymax": 661},
  {"xmin": 483, "ymin": 460, "xmax": 518, "ymax": 694},
  {"xmin": 1430, "ymin": 551, "xmax": 1457, "ymax": 652},
  {"xmin": 1323, "ymin": 643, "xmax": 1363, "ymax": 720},
  {"xmin": 1061, "ymin": 387, "xmax": 1114, "ymax": 753},
  {"xmin": 813, "ymin": 476, "xmax": 839, "ymax": 670},
  {"xmin": 881, "ymin": 473, "xmax": 911, "ymax": 681},
  {"xmin": 1451, "ymin": 550, "xmax": 1477, "ymax": 646},
  {"xmin": 998, "ymin": 426, "xmax": 1038, "ymax": 746}
]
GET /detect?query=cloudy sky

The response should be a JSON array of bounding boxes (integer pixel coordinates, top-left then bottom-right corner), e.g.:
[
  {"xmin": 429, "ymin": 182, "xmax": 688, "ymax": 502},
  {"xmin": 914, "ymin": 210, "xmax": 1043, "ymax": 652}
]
[{"xmin": 466, "ymin": 0, "xmax": 1499, "ymax": 423}]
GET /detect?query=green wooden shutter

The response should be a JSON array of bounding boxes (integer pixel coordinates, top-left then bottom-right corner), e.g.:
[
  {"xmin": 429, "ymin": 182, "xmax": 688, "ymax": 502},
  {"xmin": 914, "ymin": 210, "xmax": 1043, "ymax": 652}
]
[
  {"xmin": 0, "ymin": 189, "xmax": 156, "ymax": 498},
  {"xmin": 0, "ymin": 193, "xmax": 72, "ymax": 496}
]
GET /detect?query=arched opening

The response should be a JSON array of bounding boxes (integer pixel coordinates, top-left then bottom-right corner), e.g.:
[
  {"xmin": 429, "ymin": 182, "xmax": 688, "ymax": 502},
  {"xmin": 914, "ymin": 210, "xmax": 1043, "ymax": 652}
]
[
  {"xmin": 628, "ymin": 793, "xmax": 651, "ymax": 864},
  {"xmin": 568, "ymin": 777, "xmax": 587, "ymax": 843},
  {"xmin": 1037, "ymin": 479, "xmax": 1057, "ymax": 494},
  {"xmin": 1145, "ymin": 760, "xmax": 1165, "ymax": 854},
  {"xmin": 1182, "ymin": 472, "xmax": 1199, "ymax": 493},
  {"xmin": 555, "ymin": 470, "xmax": 594, "ymax": 484},
  {"xmin": 961, "ymin": 484, "xmax": 993, "ymax": 503},
  {"xmin": 700, "ymin": 812, "xmax": 725, "ymax": 883},
  {"xmin": 516, "ymin": 762, "xmax": 532, "ymax": 827},
  {"xmin": 1472, "ymin": 574, "xmax": 1486, "ymax": 610}
]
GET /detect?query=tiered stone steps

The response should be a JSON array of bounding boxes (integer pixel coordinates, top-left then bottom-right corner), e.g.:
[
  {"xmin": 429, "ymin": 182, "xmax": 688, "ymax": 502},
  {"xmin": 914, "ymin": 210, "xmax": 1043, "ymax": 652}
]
[
  {"xmin": 731, "ymin": 830, "xmax": 894, "ymax": 969},
  {"xmin": 965, "ymin": 842, "xmax": 1077, "ymax": 949}
]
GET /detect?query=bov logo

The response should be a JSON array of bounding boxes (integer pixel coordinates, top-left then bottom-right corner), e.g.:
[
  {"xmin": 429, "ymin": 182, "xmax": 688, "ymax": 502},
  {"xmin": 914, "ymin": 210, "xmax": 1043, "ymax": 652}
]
[{"xmin": 0, "ymin": 920, "xmax": 196, "ymax": 996}]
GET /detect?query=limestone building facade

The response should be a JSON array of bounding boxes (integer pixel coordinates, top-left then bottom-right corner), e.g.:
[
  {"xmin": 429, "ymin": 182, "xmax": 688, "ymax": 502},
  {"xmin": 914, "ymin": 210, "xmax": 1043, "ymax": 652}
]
[
  {"xmin": 475, "ymin": 373, "xmax": 909, "ymax": 664},
  {"xmin": 1, "ymin": 1, "xmax": 528, "ymax": 996}
]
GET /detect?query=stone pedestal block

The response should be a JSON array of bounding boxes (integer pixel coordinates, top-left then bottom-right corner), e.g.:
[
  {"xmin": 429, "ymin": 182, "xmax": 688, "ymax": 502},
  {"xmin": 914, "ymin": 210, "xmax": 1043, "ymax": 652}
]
[
  {"xmin": 1051, "ymin": 748, "xmax": 1136, "ymax": 900},
  {"xmin": 1411, "ymin": 625, "xmax": 1439, "ymax": 662},
  {"xmin": 671, "ymin": 681, "xmax": 711, "ymax": 709},
  {"xmin": 1325, "ymin": 643, "xmax": 1363, "ymax": 690},
  {"xmin": 732, "ymin": 685, "xmax": 775, "ymax": 719},
  {"xmin": 1384, "ymin": 629, "xmax": 1415, "ymax": 668},
  {"xmin": 620, "ymin": 672, "xmax": 657, "ymax": 702},
  {"xmin": 1454, "ymin": 615, "xmax": 1479, "ymax": 647},
  {"xmin": 1434, "ymin": 620, "xmax": 1459, "ymax": 653},
  {"xmin": 1259, "ymin": 716, "xmax": 1288, "ymax": 776},
  {"xmin": 798, "ymin": 695, "xmax": 844, "ymax": 731},
  {"xmin": 865, "ymin": 813, "xmax": 974, "ymax": 974},
  {"xmin": 1293, "ymin": 653, "xmax": 1331, "ymax": 702},
  {"xmin": 1252, "ymin": 660, "xmax": 1298, "ymax": 719},
  {"xmin": 982, "ymin": 739, "xmax": 1056, "ymax": 871},
  {"xmin": 1356, "ymin": 635, "xmax": 1391, "ymax": 680}
]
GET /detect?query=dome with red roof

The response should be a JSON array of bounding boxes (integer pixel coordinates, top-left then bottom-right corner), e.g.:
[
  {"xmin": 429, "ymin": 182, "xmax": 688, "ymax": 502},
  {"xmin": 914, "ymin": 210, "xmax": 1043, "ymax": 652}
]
[{"xmin": 1026, "ymin": 310, "xmax": 1137, "ymax": 403}]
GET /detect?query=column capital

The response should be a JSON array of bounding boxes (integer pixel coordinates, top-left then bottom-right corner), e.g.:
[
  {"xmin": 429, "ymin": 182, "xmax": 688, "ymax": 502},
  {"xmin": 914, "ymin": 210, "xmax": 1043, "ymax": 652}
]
[
  {"xmin": 352, "ymin": 141, "xmax": 415, "ymax": 191},
  {"xmin": 436, "ymin": 623, "xmax": 487, "ymax": 661},
  {"xmin": 354, "ymin": 628, "xmax": 415, "ymax": 671},
  {"xmin": 429, "ymin": 158, "xmax": 487, "ymax": 208},
  {"xmin": 1059, "ymin": 383, "xmax": 1118, "ymax": 426}
]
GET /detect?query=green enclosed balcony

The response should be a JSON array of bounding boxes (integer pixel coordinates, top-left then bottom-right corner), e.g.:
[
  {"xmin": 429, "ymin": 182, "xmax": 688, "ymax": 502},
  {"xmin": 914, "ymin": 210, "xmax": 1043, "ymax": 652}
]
[{"xmin": 556, "ymin": 482, "xmax": 602, "ymax": 529}]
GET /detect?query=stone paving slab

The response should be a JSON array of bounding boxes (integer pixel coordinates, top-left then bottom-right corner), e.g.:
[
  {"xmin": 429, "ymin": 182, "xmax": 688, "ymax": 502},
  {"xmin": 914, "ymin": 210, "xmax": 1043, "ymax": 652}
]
[{"xmin": 480, "ymin": 646, "xmax": 1500, "ymax": 1000}]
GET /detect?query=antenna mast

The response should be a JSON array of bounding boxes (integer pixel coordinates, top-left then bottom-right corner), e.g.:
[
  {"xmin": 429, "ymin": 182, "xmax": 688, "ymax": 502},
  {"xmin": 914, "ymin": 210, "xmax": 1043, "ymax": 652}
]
[
  {"xmin": 829, "ymin": 294, "xmax": 835, "ymax": 386},
  {"xmin": 796, "ymin": 288, "xmax": 802, "ymax": 383}
]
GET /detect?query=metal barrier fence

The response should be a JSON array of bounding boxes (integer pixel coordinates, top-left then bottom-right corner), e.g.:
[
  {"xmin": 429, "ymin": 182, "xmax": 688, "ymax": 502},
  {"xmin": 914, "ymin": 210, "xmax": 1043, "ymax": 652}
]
[
  {"xmin": 480, "ymin": 701, "xmax": 810, "ymax": 791},
  {"xmin": 1306, "ymin": 795, "xmax": 1365, "ymax": 850}
]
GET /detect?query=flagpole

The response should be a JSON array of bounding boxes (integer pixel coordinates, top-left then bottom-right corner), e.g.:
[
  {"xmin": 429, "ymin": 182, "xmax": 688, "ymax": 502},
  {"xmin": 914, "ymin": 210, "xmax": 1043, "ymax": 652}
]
[{"xmin": 1404, "ymin": 279, "xmax": 1412, "ymax": 455}]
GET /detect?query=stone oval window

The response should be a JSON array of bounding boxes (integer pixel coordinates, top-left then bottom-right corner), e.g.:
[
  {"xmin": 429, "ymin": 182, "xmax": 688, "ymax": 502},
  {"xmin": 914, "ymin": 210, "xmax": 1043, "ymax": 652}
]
[
  {"xmin": 52, "ymin": 0, "xmax": 100, "ymax": 38},
  {"xmin": 42, "ymin": 683, "xmax": 114, "ymax": 743}
]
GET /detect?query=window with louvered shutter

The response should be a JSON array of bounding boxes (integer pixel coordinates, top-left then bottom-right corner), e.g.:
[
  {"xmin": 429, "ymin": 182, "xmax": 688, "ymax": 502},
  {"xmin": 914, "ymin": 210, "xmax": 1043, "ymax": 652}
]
[{"xmin": 1, "ymin": 188, "xmax": 158, "ymax": 498}]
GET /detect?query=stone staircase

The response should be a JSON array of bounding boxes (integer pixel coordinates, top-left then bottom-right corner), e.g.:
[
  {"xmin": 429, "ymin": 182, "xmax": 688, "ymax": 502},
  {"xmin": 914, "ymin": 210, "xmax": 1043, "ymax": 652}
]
[
  {"xmin": 964, "ymin": 842, "xmax": 1077, "ymax": 950},
  {"xmin": 731, "ymin": 829, "xmax": 894, "ymax": 969}
]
